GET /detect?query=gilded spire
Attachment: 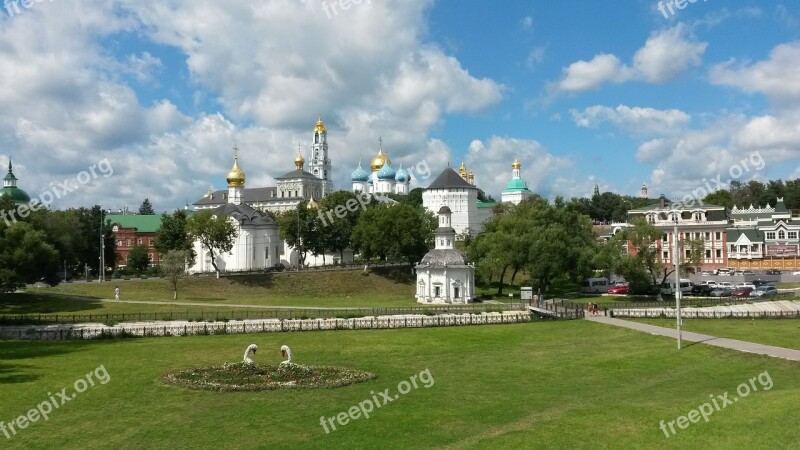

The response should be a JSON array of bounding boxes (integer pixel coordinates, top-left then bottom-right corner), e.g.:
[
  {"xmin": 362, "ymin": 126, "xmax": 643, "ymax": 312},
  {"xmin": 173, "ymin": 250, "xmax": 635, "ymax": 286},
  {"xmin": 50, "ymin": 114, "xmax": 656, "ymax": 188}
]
[
  {"xmin": 512, "ymin": 158, "xmax": 521, "ymax": 170},
  {"xmin": 459, "ymin": 161, "xmax": 467, "ymax": 179},
  {"xmin": 370, "ymin": 137, "xmax": 391, "ymax": 172}
]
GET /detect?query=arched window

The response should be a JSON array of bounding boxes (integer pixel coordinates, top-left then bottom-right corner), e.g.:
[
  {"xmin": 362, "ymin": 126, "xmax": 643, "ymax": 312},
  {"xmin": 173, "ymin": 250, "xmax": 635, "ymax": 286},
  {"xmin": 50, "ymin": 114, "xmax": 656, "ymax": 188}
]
[
  {"xmin": 778, "ymin": 230, "xmax": 786, "ymax": 240},
  {"xmin": 315, "ymin": 133, "xmax": 319, "ymax": 144}
]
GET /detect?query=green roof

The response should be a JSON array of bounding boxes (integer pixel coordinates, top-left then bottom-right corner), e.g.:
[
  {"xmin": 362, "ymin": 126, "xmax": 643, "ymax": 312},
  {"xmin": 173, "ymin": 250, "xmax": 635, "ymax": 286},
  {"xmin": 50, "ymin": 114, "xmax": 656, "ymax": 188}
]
[
  {"xmin": 477, "ymin": 201, "xmax": 497, "ymax": 208},
  {"xmin": 107, "ymin": 214, "xmax": 164, "ymax": 233},
  {"xmin": 0, "ymin": 187, "xmax": 30, "ymax": 203},
  {"xmin": 503, "ymin": 178, "xmax": 532, "ymax": 193}
]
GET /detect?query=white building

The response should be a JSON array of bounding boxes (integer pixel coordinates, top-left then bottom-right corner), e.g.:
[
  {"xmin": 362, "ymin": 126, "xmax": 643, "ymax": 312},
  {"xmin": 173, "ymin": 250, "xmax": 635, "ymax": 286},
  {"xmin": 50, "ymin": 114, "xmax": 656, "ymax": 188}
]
[
  {"xmin": 415, "ymin": 206, "xmax": 475, "ymax": 304},
  {"xmin": 189, "ymin": 151, "xmax": 283, "ymax": 274},
  {"xmin": 500, "ymin": 159, "xmax": 533, "ymax": 205},
  {"xmin": 422, "ymin": 167, "xmax": 493, "ymax": 237}
]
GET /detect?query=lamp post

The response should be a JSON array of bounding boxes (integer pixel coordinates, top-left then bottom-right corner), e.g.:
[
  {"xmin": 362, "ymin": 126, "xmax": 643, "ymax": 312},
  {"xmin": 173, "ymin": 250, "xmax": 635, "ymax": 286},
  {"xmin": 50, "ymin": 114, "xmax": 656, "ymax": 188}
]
[
  {"xmin": 99, "ymin": 207, "xmax": 105, "ymax": 282},
  {"xmin": 673, "ymin": 215, "xmax": 682, "ymax": 350}
]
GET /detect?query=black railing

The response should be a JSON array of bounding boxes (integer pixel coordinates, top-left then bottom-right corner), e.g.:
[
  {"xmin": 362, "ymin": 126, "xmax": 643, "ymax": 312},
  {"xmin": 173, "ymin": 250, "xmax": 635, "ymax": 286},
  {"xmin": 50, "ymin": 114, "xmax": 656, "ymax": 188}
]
[{"xmin": 530, "ymin": 299, "xmax": 586, "ymax": 320}]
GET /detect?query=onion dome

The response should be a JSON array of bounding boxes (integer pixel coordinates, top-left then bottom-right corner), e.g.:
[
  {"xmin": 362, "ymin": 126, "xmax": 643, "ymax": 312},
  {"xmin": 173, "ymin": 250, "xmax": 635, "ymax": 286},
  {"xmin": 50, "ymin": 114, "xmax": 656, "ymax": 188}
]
[
  {"xmin": 370, "ymin": 138, "xmax": 391, "ymax": 171},
  {"xmin": 306, "ymin": 196, "xmax": 318, "ymax": 210},
  {"xmin": 395, "ymin": 162, "xmax": 410, "ymax": 183},
  {"xmin": 459, "ymin": 161, "xmax": 467, "ymax": 178},
  {"xmin": 377, "ymin": 161, "xmax": 396, "ymax": 180},
  {"xmin": 438, "ymin": 205, "xmax": 452, "ymax": 214},
  {"xmin": 294, "ymin": 147, "xmax": 305, "ymax": 170},
  {"xmin": 314, "ymin": 116, "xmax": 326, "ymax": 133},
  {"xmin": 512, "ymin": 159, "xmax": 521, "ymax": 170},
  {"xmin": 351, "ymin": 160, "xmax": 370, "ymax": 182},
  {"xmin": 1, "ymin": 160, "xmax": 30, "ymax": 203},
  {"xmin": 226, "ymin": 146, "xmax": 246, "ymax": 188}
]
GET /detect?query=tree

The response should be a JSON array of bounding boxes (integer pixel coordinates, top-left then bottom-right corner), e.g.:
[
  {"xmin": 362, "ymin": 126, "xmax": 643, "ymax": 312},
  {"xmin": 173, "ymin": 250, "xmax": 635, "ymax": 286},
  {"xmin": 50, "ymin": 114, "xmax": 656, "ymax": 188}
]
[
  {"xmin": 127, "ymin": 245, "xmax": 150, "ymax": 273},
  {"xmin": 186, "ymin": 210, "xmax": 238, "ymax": 278},
  {"xmin": 0, "ymin": 222, "xmax": 61, "ymax": 285},
  {"xmin": 139, "ymin": 198, "xmax": 155, "ymax": 215},
  {"xmin": 276, "ymin": 202, "xmax": 318, "ymax": 269},
  {"xmin": 154, "ymin": 210, "xmax": 196, "ymax": 267},
  {"xmin": 317, "ymin": 191, "xmax": 364, "ymax": 263},
  {"xmin": 0, "ymin": 269, "xmax": 23, "ymax": 294},
  {"xmin": 162, "ymin": 250, "xmax": 188, "ymax": 300},
  {"xmin": 604, "ymin": 219, "xmax": 704, "ymax": 296}
]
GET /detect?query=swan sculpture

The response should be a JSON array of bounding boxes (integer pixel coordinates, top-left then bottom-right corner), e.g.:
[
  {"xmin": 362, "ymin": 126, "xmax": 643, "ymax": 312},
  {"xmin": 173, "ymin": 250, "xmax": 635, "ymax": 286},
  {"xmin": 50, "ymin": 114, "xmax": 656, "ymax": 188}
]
[
  {"xmin": 243, "ymin": 344, "xmax": 258, "ymax": 364},
  {"xmin": 280, "ymin": 345, "xmax": 292, "ymax": 365}
]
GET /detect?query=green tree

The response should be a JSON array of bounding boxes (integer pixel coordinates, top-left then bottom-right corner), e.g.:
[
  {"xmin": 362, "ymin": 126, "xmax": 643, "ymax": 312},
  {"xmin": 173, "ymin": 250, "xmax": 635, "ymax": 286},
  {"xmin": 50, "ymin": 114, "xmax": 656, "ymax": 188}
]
[
  {"xmin": 139, "ymin": 198, "xmax": 155, "ymax": 215},
  {"xmin": 154, "ymin": 210, "xmax": 196, "ymax": 266},
  {"xmin": 0, "ymin": 221, "xmax": 61, "ymax": 285},
  {"xmin": 162, "ymin": 249, "xmax": 188, "ymax": 300},
  {"xmin": 126, "ymin": 245, "xmax": 150, "ymax": 273},
  {"xmin": 276, "ymin": 202, "xmax": 318, "ymax": 269},
  {"xmin": 186, "ymin": 210, "xmax": 238, "ymax": 278},
  {"xmin": 318, "ymin": 191, "xmax": 365, "ymax": 263},
  {"xmin": 0, "ymin": 268, "xmax": 23, "ymax": 294}
]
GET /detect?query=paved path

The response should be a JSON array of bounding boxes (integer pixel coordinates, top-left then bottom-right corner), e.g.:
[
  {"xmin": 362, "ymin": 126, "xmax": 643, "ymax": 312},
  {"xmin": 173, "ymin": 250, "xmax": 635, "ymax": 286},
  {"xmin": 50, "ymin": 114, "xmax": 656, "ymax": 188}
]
[{"xmin": 585, "ymin": 315, "xmax": 800, "ymax": 362}]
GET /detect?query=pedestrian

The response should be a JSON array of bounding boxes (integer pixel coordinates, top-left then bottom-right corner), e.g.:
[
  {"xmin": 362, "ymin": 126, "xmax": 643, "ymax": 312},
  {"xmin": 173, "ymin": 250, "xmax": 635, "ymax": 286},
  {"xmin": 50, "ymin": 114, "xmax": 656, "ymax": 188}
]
[{"xmin": 115, "ymin": 286, "xmax": 120, "ymax": 302}]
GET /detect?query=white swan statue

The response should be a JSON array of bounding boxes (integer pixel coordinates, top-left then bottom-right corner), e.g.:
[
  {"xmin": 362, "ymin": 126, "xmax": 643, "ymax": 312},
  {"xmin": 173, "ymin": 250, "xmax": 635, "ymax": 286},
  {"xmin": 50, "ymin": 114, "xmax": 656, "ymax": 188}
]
[
  {"xmin": 243, "ymin": 344, "xmax": 258, "ymax": 364},
  {"xmin": 280, "ymin": 345, "xmax": 292, "ymax": 365}
]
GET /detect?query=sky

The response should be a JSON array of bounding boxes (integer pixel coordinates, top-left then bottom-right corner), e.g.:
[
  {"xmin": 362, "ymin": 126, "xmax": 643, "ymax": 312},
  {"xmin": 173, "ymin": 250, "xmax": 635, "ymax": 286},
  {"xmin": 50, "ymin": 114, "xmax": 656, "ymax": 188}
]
[{"xmin": 0, "ymin": 0, "xmax": 799, "ymax": 212}]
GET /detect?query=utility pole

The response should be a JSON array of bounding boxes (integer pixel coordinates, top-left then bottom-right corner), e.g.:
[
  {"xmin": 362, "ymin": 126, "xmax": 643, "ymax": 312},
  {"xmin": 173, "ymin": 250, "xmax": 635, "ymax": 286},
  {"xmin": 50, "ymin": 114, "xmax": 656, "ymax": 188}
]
[
  {"xmin": 673, "ymin": 216, "xmax": 682, "ymax": 350},
  {"xmin": 100, "ymin": 208, "xmax": 105, "ymax": 282}
]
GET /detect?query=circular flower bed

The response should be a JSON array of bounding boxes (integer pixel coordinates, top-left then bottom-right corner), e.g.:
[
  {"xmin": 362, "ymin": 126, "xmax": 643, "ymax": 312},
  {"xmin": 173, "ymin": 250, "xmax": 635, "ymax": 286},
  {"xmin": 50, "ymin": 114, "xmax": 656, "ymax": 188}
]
[{"xmin": 161, "ymin": 362, "xmax": 376, "ymax": 391}]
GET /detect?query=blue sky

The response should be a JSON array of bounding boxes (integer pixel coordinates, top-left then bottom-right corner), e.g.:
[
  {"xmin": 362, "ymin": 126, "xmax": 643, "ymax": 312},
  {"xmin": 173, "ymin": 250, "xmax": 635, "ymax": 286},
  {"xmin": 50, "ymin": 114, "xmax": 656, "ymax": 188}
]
[{"xmin": 0, "ymin": 0, "xmax": 798, "ymax": 211}]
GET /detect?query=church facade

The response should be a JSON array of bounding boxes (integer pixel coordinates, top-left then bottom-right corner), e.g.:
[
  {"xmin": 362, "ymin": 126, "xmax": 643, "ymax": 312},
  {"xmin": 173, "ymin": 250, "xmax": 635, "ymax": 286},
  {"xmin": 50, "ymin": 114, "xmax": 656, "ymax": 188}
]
[
  {"xmin": 415, "ymin": 205, "xmax": 475, "ymax": 304},
  {"xmin": 422, "ymin": 164, "xmax": 493, "ymax": 237},
  {"xmin": 500, "ymin": 159, "xmax": 533, "ymax": 205},
  {"xmin": 350, "ymin": 140, "xmax": 410, "ymax": 195}
]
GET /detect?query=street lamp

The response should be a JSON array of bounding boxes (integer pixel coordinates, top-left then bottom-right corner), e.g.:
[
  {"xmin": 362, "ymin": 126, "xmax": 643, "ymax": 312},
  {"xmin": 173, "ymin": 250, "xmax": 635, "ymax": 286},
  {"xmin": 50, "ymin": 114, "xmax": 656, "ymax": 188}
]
[{"xmin": 672, "ymin": 215, "xmax": 682, "ymax": 350}]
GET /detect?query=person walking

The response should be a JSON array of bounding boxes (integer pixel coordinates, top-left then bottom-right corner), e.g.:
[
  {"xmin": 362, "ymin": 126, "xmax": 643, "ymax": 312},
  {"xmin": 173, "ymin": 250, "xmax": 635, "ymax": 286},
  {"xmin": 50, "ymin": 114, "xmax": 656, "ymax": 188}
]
[{"xmin": 115, "ymin": 286, "xmax": 120, "ymax": 302}]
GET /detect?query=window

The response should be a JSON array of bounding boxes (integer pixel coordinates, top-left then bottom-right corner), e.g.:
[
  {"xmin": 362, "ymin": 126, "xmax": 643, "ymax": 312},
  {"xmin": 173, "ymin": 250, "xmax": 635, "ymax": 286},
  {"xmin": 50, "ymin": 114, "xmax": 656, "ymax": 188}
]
[
  {"xmin": 704, "ymin": 232, "xmax": 710, "ymax": 240},
  {"xmin": 715, "ymin": 232, "xmax": 721, "ymax": 240},
  {"xmin": 126, "ymin": 239, "xmax": 131, "ymax": 247},
  {"xmin": 778, "ymin": 230, "xmax": 786, "ymax": 240},
  {"xmin": 663, "ymin": 251, "xmax": 669, "ymax": 260},
  {"xmin": 662, "ymin": 234, "xmax": 668, "ymax": 242},
  {"xmin": 705, "ymin": 250, "xmax": 711, "ymax": 258},
  {"xmin": 434, "ymin": 286, "xmax": 441, "ymax": 297},
  {"xmin": 766, "ymin": 232, "xmax": 776, "ymax": 240},
  {"xmin": 695, "ymin": 232, "xmax": 701, "ymax": 239},
  {"xmin": 685, "ymin": 249, "xmax": 692, "ymax": 258},
  {"xmin": 454, "ymin": 287, "xmax": 460, "ymax": 299},
  {"xmin": 149, "ymin": 238, "xmax": 154, "ymax": 246},
  {"xmin": 137, "ymin": 238, "xmax": 143, "ymax": 245},
  {"xmin": 716, "ymin": 249, "xmax": 722, "ymax": 258},
  {"xmin": 790, "ymin": 232, "xmax": 799, "ymax": 240}
]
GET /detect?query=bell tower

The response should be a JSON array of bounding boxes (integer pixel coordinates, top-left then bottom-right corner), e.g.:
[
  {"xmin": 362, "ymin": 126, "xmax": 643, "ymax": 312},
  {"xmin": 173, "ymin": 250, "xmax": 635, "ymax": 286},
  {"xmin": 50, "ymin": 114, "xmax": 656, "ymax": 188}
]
[{"xmin": 310, "ymin": 116, "xmax": 333, "ymax": 196}]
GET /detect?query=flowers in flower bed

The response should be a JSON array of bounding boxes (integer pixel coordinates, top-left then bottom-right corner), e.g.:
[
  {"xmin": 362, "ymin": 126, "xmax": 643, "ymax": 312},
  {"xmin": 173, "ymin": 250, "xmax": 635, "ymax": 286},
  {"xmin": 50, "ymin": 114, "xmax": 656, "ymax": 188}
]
[{"xmin": 161, "ymin": 362, "xmax": 376, "ymax": 391}]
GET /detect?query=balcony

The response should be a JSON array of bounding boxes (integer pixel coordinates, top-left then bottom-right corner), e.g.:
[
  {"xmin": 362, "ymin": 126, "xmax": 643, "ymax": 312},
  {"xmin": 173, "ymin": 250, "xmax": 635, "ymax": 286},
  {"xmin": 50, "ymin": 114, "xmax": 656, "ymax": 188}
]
[{"xmin": 728, "ymin": 251, "xmax": 764, "ymax": 260}]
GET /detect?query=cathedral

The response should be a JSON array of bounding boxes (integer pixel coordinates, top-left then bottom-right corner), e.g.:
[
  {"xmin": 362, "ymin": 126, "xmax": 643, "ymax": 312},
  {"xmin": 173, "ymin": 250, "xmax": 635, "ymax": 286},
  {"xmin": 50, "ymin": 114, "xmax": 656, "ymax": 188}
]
[
  {"xmin": 193, "ymin": 117, "xmax": 333, "ymax": 213},
  {"xmin": 415, "ymin": 205, "xmax": 475, "ymax": 303},
  {"xmin": 350, "ymin": 139, "xmax": 410, "ymax": 195}
]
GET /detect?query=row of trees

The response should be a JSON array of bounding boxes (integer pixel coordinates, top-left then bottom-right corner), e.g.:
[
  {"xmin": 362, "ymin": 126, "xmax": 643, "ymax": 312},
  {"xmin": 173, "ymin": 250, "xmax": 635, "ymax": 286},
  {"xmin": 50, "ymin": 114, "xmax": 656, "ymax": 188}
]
[
  {"xmin": 0, "ymin": 196, "xmax": 115, "ymax": 293},
  {"xmin": 274, "ymin": 191, "xmax": 436, "ymax": 268},
  {"xmin": 703, "ymin": 179, "xmax": 800, "ymax": 210}
]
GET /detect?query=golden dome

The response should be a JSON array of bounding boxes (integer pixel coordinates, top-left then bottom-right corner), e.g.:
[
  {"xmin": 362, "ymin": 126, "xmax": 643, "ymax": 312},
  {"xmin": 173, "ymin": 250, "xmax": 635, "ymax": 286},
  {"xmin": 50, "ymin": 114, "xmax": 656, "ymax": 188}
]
[
  {"xmin": 512, "ymin": 159, "xmax": 521, "ymax": 170},
  {"xmin": 370, "ymin": 139, "xmax": 391, "ymax": 172},
  {"xmin": 459, "ymin": 161, "xmax": 467, "ymax": 178},
  {"xmin": 295, "ymin": 147, "xmax": 305, "ymax": 170},
  {"xmin": 306, "ymin": 196, "xmax": 318, "ymax": 209},
  {"xmin": 226, "ymin": 146, "xmax": 246, "ymax": 188},
  {"xmin": 314, "ymin": 116, "xmax": 326, "ymax": 133}
]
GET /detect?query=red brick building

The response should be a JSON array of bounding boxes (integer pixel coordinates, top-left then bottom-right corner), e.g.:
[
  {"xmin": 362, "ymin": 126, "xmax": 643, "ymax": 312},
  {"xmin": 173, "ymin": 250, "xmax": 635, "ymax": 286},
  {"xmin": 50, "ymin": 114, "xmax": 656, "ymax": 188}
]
[{"xmin": 107, "ymin": 214, "xmax": 163, "ymax": 267}]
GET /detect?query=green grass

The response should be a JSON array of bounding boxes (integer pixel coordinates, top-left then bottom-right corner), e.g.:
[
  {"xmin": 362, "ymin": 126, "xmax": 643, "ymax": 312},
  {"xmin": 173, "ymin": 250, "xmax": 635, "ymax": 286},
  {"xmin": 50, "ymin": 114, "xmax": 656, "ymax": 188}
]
[
  {"xmin": 1, "ymin": 321, "xmax": 798, "ymax": 449},
  {"xmin": 34, "ymin": 267, "xmax": 419, "ymax": 308},
  {"xmin": 0, "ymin": 294, "xmax": 231, "ymax": 316},
  {"xmin": 777, "ymin": 282, "xmax": 800, "ymax": 289},
  {"xmin": 630, "ymin": 318, "xmax": 800, "ymax": 350}
]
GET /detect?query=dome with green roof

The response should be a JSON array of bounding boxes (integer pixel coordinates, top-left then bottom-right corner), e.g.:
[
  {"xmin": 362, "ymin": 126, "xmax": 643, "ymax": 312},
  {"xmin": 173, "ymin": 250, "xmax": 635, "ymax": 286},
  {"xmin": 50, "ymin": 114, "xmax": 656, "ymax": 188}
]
[
  {"xmin": 1, "ymin": 160, "xmax": 31, "ymax": 203},
  {"xmin": 503, "ymin": 178, "xmax": 531, "ymax": 193}
]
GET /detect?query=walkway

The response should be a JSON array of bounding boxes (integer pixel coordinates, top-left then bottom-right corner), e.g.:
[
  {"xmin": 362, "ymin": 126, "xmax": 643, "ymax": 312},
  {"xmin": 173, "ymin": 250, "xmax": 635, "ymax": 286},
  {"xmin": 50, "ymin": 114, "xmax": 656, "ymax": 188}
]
[{"xmin": 585, "ymin": 315, "xmax": 800, "ymax": 362}]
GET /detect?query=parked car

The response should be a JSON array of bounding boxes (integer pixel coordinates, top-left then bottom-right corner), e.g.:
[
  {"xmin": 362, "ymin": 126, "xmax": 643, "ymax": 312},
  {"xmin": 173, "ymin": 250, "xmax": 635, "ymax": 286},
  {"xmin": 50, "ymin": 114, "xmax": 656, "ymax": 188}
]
[
  {"xmin": 765, "ymin": 269, "xmax": 781, "ymax": 275},
  {"xmin": 793, "ymin": 271, "xmax": 800, "ymax": 276},
  {"xmin": 716, "ymin": 281, "xmax": 734, "ymax": 289},
  {"xmin": 752, "ymin": 286, "xmax": 779, "ymax": 297},
  {"xmin": 731, "ymin": 287, "xmax": 754, "ymax": 298},
  {"xmin": 735, "ymin": 282, "xmax": 756, "ymax": 289},
  {"xmin": 709, "ymin": 287, "xmax": 733, "ymax": 297},
  {"xmin": 742, "ymin": 270, "xmax": 755, "ymax": 276},
  {"xmin": 700, "ymin": 271, "xmax": 712, "ymax": 276},
  {"xmin": 752, "ymin": 280, "xmax": 774, "ymax": 288},
  {"xmin": 581, "ymin": 278, "xmax": 611, "ymax": 294},
  {"xmin": 607, "ymin": 285, "xmax": 629, "ymax": 295},
  {"xmin": 700, "ymin": 280, "xmax": 718, "ymax": 287},
  {"xmin": 691, "ymin": 284, "xmax": 714, "ymax": 296}
]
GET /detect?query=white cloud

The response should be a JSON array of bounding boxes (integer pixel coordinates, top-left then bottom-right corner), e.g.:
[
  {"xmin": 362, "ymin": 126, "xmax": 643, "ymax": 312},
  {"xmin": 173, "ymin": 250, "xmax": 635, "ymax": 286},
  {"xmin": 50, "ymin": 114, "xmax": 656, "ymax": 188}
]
[
  {"xmin": 0, "ymin": 0, "xmax": 502, "ymax": 211},
  {"xmin": 571, "ymin": 105, "xmax": 691, "ymax": 136},
  {"xmin": 464, "ymin": 136, "xmax": 573, "ymax": 200},
  {"xmin": 710, "ymin": 42, "xmax": 800, "ymax": 108},
  {"xmin": 555, "ymin": 24, "xmax": 706, "ymax": 93}
]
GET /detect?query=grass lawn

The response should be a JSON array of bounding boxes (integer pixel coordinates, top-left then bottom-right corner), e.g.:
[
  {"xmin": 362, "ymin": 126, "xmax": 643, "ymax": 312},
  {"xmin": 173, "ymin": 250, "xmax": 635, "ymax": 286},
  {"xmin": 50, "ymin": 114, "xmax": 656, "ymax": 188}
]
[
  {"xmin": 34, "ymin": 267, "xmax": 420, "ymax": 308},
  {"xmin": 1, "ymin": 321, "xmax": 798, "ymax": 449},
  {"xmin": 0, "ymin": 294, "xmax": 241, "ymax": 316},
  {"xmin": 630, "ymin": 318, "xmax": 800, "ymax": 350},
  {"xmin": 777, "ymin": 282, "xmax": 800, "ymax": 289}
]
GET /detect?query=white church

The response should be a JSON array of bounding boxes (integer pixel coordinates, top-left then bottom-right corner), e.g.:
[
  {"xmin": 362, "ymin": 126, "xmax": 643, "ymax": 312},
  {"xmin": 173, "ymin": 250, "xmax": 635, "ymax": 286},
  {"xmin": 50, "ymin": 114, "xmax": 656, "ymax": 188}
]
[
  {"xmin": 415, "ymin": 205, "xmax": 476, "ymax": 303},
  {"xmin": 188, "ymin": 149, "xmax": 284, "ymax": 274}
]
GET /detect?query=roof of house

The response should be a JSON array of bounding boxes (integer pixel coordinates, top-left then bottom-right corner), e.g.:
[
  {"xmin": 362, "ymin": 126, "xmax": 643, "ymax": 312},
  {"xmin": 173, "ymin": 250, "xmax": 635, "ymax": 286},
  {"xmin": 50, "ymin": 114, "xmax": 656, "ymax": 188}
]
[
  {"xmin": 214, "ymin": 203, "xmax": 277, "ymax": 227},
  {"xmin": 193, "ymin": 187, "xmax": 303, "ymax": 207},
  {"xmin": 107, "ymin": 214, "xmax": 164, "ymax": 233},
  {"xmin": 426, "ymin": 167, "xmax": 476, "ymax": 190},
  {"xmin": 276, "ymin": 169, "xmax": 319, "ymax": 180}
]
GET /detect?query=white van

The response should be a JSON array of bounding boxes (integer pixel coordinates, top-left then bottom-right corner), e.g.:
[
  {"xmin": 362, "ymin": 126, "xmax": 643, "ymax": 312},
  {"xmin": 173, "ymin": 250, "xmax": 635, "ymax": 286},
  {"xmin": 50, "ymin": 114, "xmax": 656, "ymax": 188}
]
[
  {"xmin": 581, "ymin": 278, "xmax": 611, "ymax": 294},
  {"xmin": 661, "ymin": 278, "xmax": 693, "ymax": 295}
]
